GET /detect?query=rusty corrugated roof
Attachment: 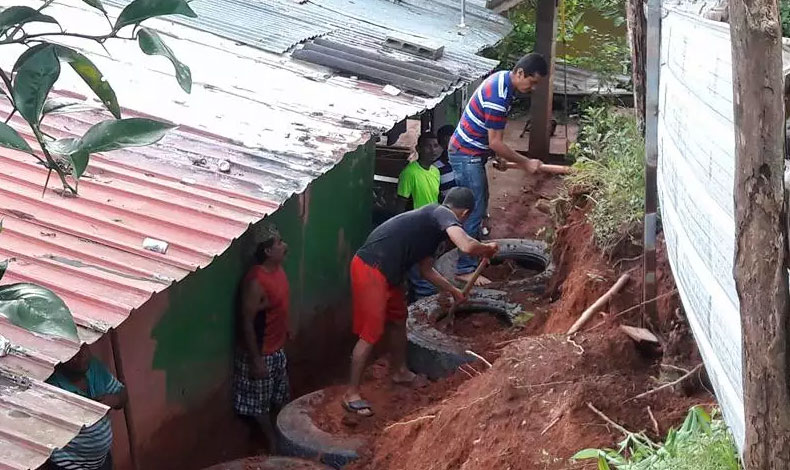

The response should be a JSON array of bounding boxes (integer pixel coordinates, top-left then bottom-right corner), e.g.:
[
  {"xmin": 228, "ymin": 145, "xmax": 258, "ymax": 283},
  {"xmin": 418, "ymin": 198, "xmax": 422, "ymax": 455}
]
[
  {"xmin": 0, "ymin": 94, "xmax": 280, "ymax": 381},
  {"xmin": 0, "ymin": 371, "xmax": 109, "ymax": 470},
  {"xmin": 0, "ymin": 95, "xmax": 282, "ymax": 470}
]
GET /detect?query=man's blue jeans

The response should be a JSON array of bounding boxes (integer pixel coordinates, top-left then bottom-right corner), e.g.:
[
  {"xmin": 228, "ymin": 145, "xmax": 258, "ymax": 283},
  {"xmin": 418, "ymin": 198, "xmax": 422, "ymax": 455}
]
[
  {"xmin": 407, "ymin": 264, "xmax": 437, "ymax": 302},
  {"xmin": 449, "ymin": 151, "xmax": 488, "ymax": 275}
]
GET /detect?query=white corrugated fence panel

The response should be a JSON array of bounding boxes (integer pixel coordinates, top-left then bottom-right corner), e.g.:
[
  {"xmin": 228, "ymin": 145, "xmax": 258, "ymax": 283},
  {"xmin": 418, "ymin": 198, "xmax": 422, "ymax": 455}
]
[{"xmin": 657, "ymin": 7, "xmax": 745, "ymax": 450}]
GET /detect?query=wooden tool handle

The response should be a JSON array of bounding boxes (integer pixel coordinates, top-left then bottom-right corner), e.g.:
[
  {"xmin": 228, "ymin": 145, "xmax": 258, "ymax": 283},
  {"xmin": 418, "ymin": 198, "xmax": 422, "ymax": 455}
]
[
  {"xmin": 502, "ymin": 161, "xmax": 573, "ymax": 175},
  {"xmin": 447, "ymin": 258, "xmax": 490, "ymax": 316},
  {"xmin": 540, "ymin": 164, "xmax": 573, "ymax": 175}
]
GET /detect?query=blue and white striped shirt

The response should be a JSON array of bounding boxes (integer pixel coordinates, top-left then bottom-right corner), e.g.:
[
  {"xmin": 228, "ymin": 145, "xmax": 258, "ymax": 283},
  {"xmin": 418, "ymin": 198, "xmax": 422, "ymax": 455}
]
[{"xmin": 449, "ymin": 71, "xmax": 514, "ymax": 157}]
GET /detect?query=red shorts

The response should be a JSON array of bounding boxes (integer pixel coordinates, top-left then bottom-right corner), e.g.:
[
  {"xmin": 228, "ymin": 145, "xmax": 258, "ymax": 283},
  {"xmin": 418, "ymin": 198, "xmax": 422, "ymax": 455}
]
[{"xmin": 350, "ymin": 255, "xmax": 407, "ymax": 344}]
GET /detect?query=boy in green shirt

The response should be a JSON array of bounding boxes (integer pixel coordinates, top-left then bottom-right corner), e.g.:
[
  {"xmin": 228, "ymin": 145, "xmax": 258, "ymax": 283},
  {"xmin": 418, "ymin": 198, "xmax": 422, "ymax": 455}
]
[{"xmin": 396, "ymin": 132, "xmax": 442, "ymax": 212}]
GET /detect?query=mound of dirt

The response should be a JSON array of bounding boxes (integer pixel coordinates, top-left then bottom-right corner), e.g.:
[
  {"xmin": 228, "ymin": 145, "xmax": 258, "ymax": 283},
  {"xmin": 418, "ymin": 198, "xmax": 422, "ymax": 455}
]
[
  {"xmin": 307, "ymin": 299, "xmax": 552, "ymax": 442},
  {"xmin": 354, "ymin": 331, "xmax": 708, "ymax": 470},
  {"xmin": 308, "ymin": 361, "xmax": 467, "ymax": 439}
]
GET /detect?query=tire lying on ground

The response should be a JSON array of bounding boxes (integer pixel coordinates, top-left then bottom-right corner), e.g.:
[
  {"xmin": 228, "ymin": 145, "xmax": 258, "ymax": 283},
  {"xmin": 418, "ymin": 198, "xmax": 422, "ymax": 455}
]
[
  {"xmin": 277, "ymin": 390, "xmax": 365, "ymax": 469},
  {"xmin": 434, "ymin": 238, "xmax": 555, "ymax": 294},
  {"xmin": 203, "ymin": 456, "xmax": 335, "ymax": 470},
  {"xmin": 406, "ymin": 289, "xmax": 523, "ymax": 380}
]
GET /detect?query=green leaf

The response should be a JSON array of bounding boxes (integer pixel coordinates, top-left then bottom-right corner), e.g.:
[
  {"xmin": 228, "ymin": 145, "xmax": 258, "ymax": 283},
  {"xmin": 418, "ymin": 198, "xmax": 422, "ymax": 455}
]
[
  {"xmin": 46, "ymin": 136, "xmax": 79, "ymax": 155},
  {"xmin": 77, "ymin": 118, "xmax": 175, "ymax": 154},
  {"xmin": 0, "ymin": 259, "xmax": 6, "ymax": 282},
  {"xmin": 114, "ymin": 0, "xmax": 197, "ymax": 31},
  {"xmin": 13, "ymin": 43, "xmax": 50, "ymax": 74},
  {"xmin": 572, "ymin": 449, "xmax": 602, "ymax": 460},
  {"xmin": 0, "ymin": 283, "xmax": 79, "ymax": 341},
  {"xmin": 137, "ymin": 28, "xmax": 191, "ymax": 93},
  {"xmin": 597, "ymin": 456, "xmax": 610, "ymax": 470},
  {"xmin": 53, "ymin": 46, "xmax": 121, "ymax": 118},
  {"xmin": 69, "ymin": 150, "xmax": 89, "ymax": 179},
  {"xmin": 0, "ymin": 6, "xmax": 59, "ymax": 34},
  {"xmin": 46, "ymin": 137, "xmax": 85, "ymax": 177},
  {"xmin": 0, "ymin": 121, "xmax": 33, "ymax": 154},
  {"xmin": 12, "ymin": 44, "xmax": 61, "ymax": 126},
  {"xmin": 80, "ymin": 0, "xmax": 107, "ymax": 13},
  {"xmin": 42, "ymin": 97, "xmax": 100, "ymax": 116},
  {"xmin": 53, "ymin": 118, "xmax": 175, "ymax": 179}
]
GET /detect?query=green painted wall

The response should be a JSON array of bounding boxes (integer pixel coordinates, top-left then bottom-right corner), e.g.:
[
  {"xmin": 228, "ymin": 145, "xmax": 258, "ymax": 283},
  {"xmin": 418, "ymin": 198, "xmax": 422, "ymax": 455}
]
[{"xmin": 150, "ymin": 141, "xmax": 375, "ymax": 403}]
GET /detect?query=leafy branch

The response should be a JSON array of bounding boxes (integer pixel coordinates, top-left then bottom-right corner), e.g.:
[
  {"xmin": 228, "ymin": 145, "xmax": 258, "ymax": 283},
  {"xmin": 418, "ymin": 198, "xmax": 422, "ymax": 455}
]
[
  {"xmin": 0, "ymin": 0, "xmax": 195, "ymax": 195},
  {"xmin": 0, "ymin": 0, "xmax": 197, "ymax": 343}
]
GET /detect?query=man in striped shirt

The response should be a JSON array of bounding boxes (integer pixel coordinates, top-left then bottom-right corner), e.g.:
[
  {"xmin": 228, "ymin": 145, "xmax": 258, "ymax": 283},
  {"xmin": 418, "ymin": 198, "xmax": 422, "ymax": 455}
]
[
  {"xmin": 448, "ymin": 53, "xmax": 548, "ymax": 285},
  {"xmin": 47, "ymin": 345, "xmax": 127, "ymax": 470}
]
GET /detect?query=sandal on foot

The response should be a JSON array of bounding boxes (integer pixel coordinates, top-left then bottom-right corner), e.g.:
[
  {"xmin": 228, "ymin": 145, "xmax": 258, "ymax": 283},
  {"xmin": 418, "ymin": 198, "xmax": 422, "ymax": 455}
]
[
  {"xmin": 342, "ymin": 399, "xmax": 374, "ymax": 417},
  {"xmin": 392, "ymin": 373, "xmax": 430, "ymax": 388}
]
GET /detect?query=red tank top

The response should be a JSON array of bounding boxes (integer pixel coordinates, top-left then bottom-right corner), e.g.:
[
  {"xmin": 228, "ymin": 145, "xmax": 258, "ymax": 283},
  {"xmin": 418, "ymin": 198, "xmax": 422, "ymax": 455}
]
[{"xmin": 245, "ymin": 265, "xmax": 290, "ymax": 354}]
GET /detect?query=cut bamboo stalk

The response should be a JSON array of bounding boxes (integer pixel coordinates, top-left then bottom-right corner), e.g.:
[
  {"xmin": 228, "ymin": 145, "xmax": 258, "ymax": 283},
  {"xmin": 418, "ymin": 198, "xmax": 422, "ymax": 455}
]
[{"xmin": 567, "ymin": 274, "xmax": 630, "ymax": 334}]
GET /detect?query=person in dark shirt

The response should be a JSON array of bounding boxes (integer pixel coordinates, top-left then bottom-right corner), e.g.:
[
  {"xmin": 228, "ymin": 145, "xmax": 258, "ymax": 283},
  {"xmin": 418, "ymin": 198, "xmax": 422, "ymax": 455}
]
[
  {"xmin": 435, "ymin": 125, "xmax": 457, "ymax": 201},
  {"xmin": 342, "ymin": 187, "xmax": 498, "ymax": 416}
]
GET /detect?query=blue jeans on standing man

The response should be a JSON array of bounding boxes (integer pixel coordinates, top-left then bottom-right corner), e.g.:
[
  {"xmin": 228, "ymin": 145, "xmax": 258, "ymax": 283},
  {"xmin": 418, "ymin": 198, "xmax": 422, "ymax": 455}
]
[
  {"xmin": 448, "ymin": 150, "xmax": 488, "ymax": 275},
  {"xmin": 407, "ymin": 264, "xmax": 437, "ymax": 302}
]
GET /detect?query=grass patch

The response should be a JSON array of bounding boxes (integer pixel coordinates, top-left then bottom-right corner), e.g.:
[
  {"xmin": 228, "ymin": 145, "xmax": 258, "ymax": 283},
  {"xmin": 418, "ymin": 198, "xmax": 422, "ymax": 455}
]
[
  {"xmin": 572, "ymin": 407, "xmax": 740, "ymax": 470},
  {"xmin": 553, "ymin": 105, "xmax": 645, "ymax": 254}
]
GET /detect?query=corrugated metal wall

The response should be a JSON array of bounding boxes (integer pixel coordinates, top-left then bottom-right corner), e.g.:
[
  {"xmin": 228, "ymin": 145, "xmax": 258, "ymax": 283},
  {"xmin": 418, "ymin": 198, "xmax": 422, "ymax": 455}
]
[{"xmin": 656, "ymin": 8, "xmax": 745, "ymax": 449}]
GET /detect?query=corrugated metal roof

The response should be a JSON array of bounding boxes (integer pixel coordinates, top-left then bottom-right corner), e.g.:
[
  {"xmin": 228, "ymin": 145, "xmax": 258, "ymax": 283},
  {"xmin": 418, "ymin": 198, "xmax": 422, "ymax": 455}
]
[
  {"xmin": 0, "ymin": 0, "xmax": 512, "ymax": 373},
  {"xmin": 0, "ymin": 0, "xmax": 510, "ymax": 467},
  {"xmin": 0, "ymin": 370, "xmax": 109, "ymax": 470},
  {"xmin": 103, "ymin": 0, "xmax": 334, "ymax": 54},
  {"xmin": 293, "ymin": 39, "xmax": 462, "ymax": 97},
  {"xmin": 0, "ymin": 94, "xmax": 281, "ymax": 383}
]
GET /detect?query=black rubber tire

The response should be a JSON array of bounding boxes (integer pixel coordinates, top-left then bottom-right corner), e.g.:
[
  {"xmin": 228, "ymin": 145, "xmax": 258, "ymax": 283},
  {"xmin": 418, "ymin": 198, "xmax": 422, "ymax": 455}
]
[
  {"xmin": 434, "ymin": 238, "xmax": 554, "ymax": 294},
  {"xmin": 406, "ymin": 289, "xmax": 523, "ymax": 380},
  {"xmin": 277, "ymin": 390, "xmax": 365, "ymax": 469},
  {"xmin": 203, "ymin": 456, "xmax": 334, "ymax": 470}
]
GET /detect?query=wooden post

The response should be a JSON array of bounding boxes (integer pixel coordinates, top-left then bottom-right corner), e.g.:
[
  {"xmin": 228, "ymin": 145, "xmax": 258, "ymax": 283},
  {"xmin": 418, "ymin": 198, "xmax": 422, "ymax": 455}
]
[
  {"xmin": 627, "ymin": 0, "xmax": 647, "ymax": 133},
  {"xmin": 729, "ymin": 0, "xmax": 790, "ymax": 466},
  {"xmin": 642, "ymin": 0, "xmax": 660, "ymax": 331},
  {"xmin": 528, "ymin": 0, "xmax": 558, "ymax": 159}
]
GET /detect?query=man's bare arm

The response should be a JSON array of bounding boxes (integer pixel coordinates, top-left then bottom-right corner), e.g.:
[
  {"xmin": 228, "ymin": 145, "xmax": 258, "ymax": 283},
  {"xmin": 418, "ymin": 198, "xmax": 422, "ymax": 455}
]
[
  {"xmin": 489, "ymin": 129, "xmax": 541, "ymax": 173},
  {"xmin": 446, "ymin": 226, "xmax": 498, "ymax": 258}
]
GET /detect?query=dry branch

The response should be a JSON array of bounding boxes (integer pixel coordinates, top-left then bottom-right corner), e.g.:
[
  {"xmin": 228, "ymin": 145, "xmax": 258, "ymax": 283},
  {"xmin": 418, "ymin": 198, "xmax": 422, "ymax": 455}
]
[
  {"xmin": 626, "ymin": 364, "xmax": 703, "ymax": 402},
  {"xmin": 587, "ymin": 402, "xmax": 634, "ymax": 437},
  {"xmin": 647, "ymin": 406, "xmax": 660, "ymax": 436},
  {"xmin": 384, "ymin": 414, "xmax": 436, "ymax": 431},
  {"xmin": 541, "ymin": 415, "xmax": 562, "ymax": 435},
  {"xmin": 465, "ymin": 350, "xmax": 493, "ymax": 368},
  {"xmin": 458, "ymin": 389, "xmax": 500, "ymax": 411},
  {"xmin": 568, "ymin": 274, "xmax": 630, "ymax": 334}
]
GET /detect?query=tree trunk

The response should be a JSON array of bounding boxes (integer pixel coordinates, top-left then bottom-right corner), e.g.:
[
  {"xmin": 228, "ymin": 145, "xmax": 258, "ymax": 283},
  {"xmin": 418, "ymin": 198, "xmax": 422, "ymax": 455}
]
[
  {"xmin": 627, "ymin": 0, "xmax": 647, "ymax": 134},
  {"xmin": 729, "ymin": 0, "xmax": 790, "ymax": 467}
]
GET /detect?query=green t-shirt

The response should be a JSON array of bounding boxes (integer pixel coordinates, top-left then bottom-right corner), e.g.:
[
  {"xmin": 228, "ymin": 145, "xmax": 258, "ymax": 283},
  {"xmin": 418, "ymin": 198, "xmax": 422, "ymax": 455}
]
[{"xmin": 397, "ymin": 161, "xmax": 440, "ymax": 209}]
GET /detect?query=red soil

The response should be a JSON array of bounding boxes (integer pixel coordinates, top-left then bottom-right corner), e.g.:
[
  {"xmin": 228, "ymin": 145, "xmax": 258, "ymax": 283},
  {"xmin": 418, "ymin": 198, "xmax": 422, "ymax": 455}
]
[
  {"xmin": 296, "ymin": 144, "xmax": 708, "ymax": 470},
  {"xmin": 361, "ymin": 331, "xmax": 709, "ymax": 470},
  {"xmin": 338, "ymin": 168, "xmax": 709, "ymax": 469}
]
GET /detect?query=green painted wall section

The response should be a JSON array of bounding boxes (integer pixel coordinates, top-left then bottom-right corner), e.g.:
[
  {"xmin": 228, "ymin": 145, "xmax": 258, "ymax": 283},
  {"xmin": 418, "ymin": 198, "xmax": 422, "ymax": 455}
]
[
  {"xmin": 150, "ymin": 142, "xmax": 375, "ymax": 403},
  {"xmin": 444, "ymin": 89, "xmax": 463, "ymax": 127}
]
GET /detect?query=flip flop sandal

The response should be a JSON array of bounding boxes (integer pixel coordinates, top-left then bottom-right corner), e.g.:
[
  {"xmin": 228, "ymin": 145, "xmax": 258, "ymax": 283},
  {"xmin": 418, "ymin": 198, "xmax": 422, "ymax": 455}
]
[
  {"xmin": 342, "ymin": 399, "xmax": 374, "ymax": 417},
  {"xmin": 392, "ymin": 374, "xmax": 430, "ymax": 389}
]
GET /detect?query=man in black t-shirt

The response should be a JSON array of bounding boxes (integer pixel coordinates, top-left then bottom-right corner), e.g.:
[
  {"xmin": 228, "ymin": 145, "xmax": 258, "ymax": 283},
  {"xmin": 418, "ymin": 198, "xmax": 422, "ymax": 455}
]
[{"xmin": 342, "ymin": 187, "xmax": 498, "ymax": 416}]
